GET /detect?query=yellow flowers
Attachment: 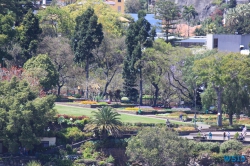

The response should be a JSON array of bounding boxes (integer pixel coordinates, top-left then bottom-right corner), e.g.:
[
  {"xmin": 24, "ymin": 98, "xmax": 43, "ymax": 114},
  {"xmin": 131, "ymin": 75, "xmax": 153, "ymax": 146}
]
[
  {"xmin": 80, "ymin": 101, "xmax": 98, "ymax": 105},
  {"xmin": 124, "ymin": 107, "xmax": 139, "ymax": 111}
]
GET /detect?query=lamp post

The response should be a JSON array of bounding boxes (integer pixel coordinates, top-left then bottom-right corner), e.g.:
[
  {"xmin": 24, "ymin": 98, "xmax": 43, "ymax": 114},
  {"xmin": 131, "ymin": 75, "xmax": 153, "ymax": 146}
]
[
  {"xmin": 2, "ymin": 58, "xmax": 5, "ymax": 68},
  {"xmin": 194, "ymin": 85, "xmax": 197, "ymax": 129},
  {"xmin": 194, "ymin": 76, "xmax": 198, "ymax": 129}
]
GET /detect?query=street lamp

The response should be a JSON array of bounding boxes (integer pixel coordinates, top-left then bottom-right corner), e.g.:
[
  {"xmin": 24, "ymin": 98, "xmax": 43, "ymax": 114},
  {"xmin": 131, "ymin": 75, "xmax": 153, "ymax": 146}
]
[
  {"xmin": 2, "ymin": 58, "xmax": 5, "ymax": 68},
  {"xmin": 194, "ymin": 76, "xmax": 198, "ymax": 129}
]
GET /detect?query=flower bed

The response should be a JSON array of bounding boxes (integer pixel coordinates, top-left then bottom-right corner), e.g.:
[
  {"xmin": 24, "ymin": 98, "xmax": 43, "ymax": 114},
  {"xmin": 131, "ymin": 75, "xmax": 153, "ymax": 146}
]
[
  {"xmin": 80, "ymin": 101, "xmax": 98, "ymax": 104},
  {"xmin": 174, "ymin": 126, "xmax": 196, "ymax": 131},
  {"xmin": 124, "ymin": 107, "xmax": 139, "ymax": 111},
  {"xmin": 57, "ymin": 114, "xmax": 89, "ymax": 120}
]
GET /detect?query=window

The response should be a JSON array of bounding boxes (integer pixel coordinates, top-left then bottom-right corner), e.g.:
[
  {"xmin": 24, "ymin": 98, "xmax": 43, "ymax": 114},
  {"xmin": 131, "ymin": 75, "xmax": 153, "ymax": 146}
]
[
  {"xmin": 41, "ymin": 141, "xmax": 49, "ymax": 147},
  {"xmin": 213, "ymin": 38, "xmax": 218, "ymax": 48},
  {"xmin": 118, "ymin": 6, "xmax": 121, "ymax": 12},
  {"xmin": 118, "ymin": 0, "xmax": 121, "ymax": 2}
]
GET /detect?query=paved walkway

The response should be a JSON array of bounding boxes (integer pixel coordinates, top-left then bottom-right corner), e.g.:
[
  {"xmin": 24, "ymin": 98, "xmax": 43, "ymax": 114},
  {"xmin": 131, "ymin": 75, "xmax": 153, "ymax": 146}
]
[{"xmin": 181, "ymin": 131, "xmax": 250, "ymax": 143}]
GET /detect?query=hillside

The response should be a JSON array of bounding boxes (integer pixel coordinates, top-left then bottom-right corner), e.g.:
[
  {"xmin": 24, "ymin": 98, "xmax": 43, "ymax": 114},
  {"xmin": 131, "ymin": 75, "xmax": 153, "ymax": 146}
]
[{"xmin": 174, "ymin": 0, "xmax": 217, "ymax": 21}]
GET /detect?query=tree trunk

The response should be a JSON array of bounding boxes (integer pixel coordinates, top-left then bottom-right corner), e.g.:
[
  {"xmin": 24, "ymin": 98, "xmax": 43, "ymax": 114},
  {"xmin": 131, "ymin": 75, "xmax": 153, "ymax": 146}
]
[
  {"xmin": 229, "ymin": 113, "xmax": 233, "ymax": 126},
  {"xmin": 215, "ymin": 87, "xmax": 223, "ymax": 127},
  {"xmin": 139, "ymin": 68, "xmax": 143, "ymax": 106},
  {"xmin": 152, "ymin": 83, "xmax": 159, "ymax": 107},
  {"xmin": 86, "ymin": 57, "xmax": 89, "ymax": 99},
  {"xmin": 103, "ymin": 82, "xmax": 109, "ymax": 98},
  {"xmin": 57, "ymin": 85, "xmax": 62, "ymax": 96}
]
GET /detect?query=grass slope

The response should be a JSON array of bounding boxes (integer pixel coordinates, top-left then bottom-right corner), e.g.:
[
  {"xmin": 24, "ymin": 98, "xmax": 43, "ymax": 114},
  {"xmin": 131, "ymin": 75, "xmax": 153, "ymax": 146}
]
[{"xmin": 54, "ymin": 104, "xmax": 166, "ymax": 124}]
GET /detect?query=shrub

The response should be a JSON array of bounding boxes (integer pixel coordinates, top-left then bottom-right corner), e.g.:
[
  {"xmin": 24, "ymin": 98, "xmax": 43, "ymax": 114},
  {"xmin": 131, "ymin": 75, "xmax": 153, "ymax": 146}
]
[
  {"xmin": 60, "ymin": 127, "xmax": 85, "ymax": 143},
  {"xmin": 66, "ymin": 144, "xmax": 73, "ymax": 154},
  {"xmin": 26, "ymin": 161, "xmax": 42, "ymax": 166},
  {"xmin": 81, "ymin": 141, "xmax": 96, "ymax": 151},
  {"xmin": 57, "ymin": 114, "xmax": 89, "ymax": 120},
  {"xmin": 220, "ymin": 140, "xmax": 243, "ymax": 153},
  {"xmin": 98, "ymin": 102, "xmax": 108, "ymax": 105},
  {"xmin": 203, "ymin": 142, "xmax": 220, "ymax": 153},
  {"xmin": 98, "ymin": 161, "xmax": 106, "ymax": 166},
  {"xmin": 234, "ymin": 132, "xmax": 239, "ymax": 139},
  {"xmin": 121, "ymin": 97, "xmax": 130, "ymax": 103},
  {"xmin": 211, "ymin": 153, "xmax": 224, "ymax": 164},
  {"xmin": 174, "ymin": 126, "xmax": 195, "ymax": 131},
  {"xmin": 75, "ymin": 94, "xmax": 82, "ymax": 98},
  {"xmin": 105, "ymin": 155, "xmax": 115, "ymax": 163}
]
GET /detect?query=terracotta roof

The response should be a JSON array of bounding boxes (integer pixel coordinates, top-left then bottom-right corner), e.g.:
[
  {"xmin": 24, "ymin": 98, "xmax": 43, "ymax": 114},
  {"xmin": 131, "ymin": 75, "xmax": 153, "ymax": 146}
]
[{"xmin": 171, "ymin": 24, "xmax": 201, "ymax": 37}]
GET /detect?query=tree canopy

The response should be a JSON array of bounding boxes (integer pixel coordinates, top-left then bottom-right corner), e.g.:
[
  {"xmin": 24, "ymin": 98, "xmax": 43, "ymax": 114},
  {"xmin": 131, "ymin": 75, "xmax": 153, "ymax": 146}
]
[
  {"xmin": 71, "ymin": 7, "xmax": 103, "ymax": 99},
  {"xmin": 155, "ymin": 0, "xmax": 180, "ymax": 42},
  {"xmin": 0, "ymin": 77, "xmax": 56, "ymax": 152},
  {"xmin": 126, "ymin": 127, "xmax": 191, "ymax": 166},
  {"xmin": 23, "ymin": 54, "xmax": 59, "ymax": 92}
]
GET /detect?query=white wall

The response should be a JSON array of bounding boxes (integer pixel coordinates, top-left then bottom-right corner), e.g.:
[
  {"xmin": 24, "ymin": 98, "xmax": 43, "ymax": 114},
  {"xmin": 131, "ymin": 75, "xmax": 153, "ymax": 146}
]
[
  {"xmin": 40, "ymin": 137, "xmax": 56, "ymax": 146},
  {"xmin": 206, "ymin": 34, "xmax": 214, "ymax": 50}
]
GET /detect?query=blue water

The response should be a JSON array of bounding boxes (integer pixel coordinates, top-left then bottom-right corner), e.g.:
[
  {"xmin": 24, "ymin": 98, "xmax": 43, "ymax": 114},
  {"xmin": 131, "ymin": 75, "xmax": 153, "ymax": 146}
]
[{"xmin": 129, "ymin": 14, "xmax": 162, "ymax": 32}]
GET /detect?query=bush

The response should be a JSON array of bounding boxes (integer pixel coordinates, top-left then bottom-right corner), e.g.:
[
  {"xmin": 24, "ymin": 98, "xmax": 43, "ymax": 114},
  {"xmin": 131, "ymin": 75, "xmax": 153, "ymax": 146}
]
[
  {"xmin": 81, "ymin": 141, "xmax": 96, "ymax": 151},
  {"xmin": 105, "ymin": 155, "xmax": 115, "ymax": 163},
  {"xmin": 204, "ymin": 142, "xmax": 220, "ymax": 153},
  {"xmin": 66, "ymin": 144, "xmax": 73, "ymax": 154},
  {"xmin": 57, "ymin": 114, "xmax": 89, "ymax": 120},
  {"xmin": 98, "ymin": 161, "xmax": 106, "ymax": 166},
  {"xmin": 60, "ymin": 127, "xmax": 85, "ymax": 143},
  {"xmin": 211, "ymin": 153, "xmax": 224, "ymax": 164},
  {"xmin": 192, "ymin": 142, "xmax": 220, "ymax": 153},
  {"xmin": 26, "ymin": 161, "xmax": 42, "ymax": 166},
  {"xmin": 98, "ymin": 102, "xmax": 108, "ymax": 105},
  {"xmin": 75, "ymin": 94, "xmax": 82, "ymax": 98},
  {"xmin": 234, "ymin": 132, "xmax": 239, "ymax": 139},
  {"xmin": 220, "ymin": 140, "xmax": 243, "ymax": 153},
  {"xmin": 121, "ymin": 97, "xmax": 130, "ymax": 103}
]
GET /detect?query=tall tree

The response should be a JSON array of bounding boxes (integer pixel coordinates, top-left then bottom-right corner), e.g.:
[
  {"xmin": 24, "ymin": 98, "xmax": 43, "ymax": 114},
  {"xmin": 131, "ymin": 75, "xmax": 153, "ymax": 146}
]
[
  {"xmin": 193, "ymin": 52, "xmax": 250, "ymax": 126},
  {"xmin": 125, "ymin": 0, "xmax": 147, "ymax": 13},
  {"xmin": 223, "ymin": 80, "xmax": 250, "ymax": 125},
  {"xmin": 123, "ymin": 10, "xmax": 151, "ymax": 104},
  {"xmin": 37, "ymin": 6, "xmax": 74, "ymax": 38},
  {"xmin": 155, "ymin": 0, "xmax": 180, "ymax": 43},
  {"xmin": 37, "ymin": 36, "xmax": 74, "ymax": 95},
  {"xmin": 225, "ymin": 4, "xmax": 250, "ymax": 34},
  {"xmin": 0, "ymin": 14, "xmax": 16, "ymax": 65},
  {"xmin": 0, "ymin": 0, "xmax": 34, "ymax": 25},
  {"xmin": 71, "ymin": 7, "xmax": 103, "ymax": 99},
  {"xmin": 182, "ymin": 5, "xmax": 198, "ymax": 37},
  {"xmin": 93, "ymin": 33, "xmax": 125, "ymax": 98},
  {"xmin": 23, "ymin": 54, "xmax": 59, "ymax": 92},
  {"xmin": 19, "ymin": 9, "xmax": 42, "ymax": 60},
  {"xmin": 0, "ymin": 77, "xmax": 56, "ymax": 152},
  {"xmin": 142, "ymin": 39, "xmax": 170, "ymax": 106}
]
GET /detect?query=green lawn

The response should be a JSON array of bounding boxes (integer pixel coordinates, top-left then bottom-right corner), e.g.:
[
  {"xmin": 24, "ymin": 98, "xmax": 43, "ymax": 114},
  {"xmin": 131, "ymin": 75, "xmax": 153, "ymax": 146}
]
[{"xmin": 54, "ymin": 104, "xmax": 166, "ymax": 124}]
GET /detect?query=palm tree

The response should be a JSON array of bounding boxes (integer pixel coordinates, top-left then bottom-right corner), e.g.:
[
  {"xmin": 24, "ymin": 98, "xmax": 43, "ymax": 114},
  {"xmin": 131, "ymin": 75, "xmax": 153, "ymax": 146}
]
[
  {"xmin": 87, "ymin": 106, "xmax": 122, "ymax": 139},
  {"xmin": 183, "ymin": 5, "xmax": 198, "ymax": 37}
]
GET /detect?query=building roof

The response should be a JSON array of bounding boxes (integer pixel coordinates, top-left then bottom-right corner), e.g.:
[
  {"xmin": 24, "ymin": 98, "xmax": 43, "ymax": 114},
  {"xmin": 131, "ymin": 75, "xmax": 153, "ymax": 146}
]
[{"xmin": 176, "ymin": 37, "xmax": 206, "ymax": 43}]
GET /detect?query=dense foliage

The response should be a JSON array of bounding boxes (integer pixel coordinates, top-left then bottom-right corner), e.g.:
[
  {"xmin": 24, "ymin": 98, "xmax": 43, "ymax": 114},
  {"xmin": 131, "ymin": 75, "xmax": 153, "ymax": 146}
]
[{"xmin": 0, "ymin": 77, "xmax": 56, "ymax": 152}]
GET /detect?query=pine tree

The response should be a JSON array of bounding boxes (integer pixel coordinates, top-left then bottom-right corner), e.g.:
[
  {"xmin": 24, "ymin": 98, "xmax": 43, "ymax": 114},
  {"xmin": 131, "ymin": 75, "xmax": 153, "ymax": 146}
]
[
  {"xmin": 123, "ymin": 11, "xmax": 151, "ymax": 103},
  {"xmin": 19, "ymin": 9, "xmax": 42, "ymax": 60},
  {"xmin": 71, "ymin": 7, "xmax": 103, "ymax": 99},
  {"xmin": 155, "ymin": 0, "xmax": 180, "ymax": 43}
]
